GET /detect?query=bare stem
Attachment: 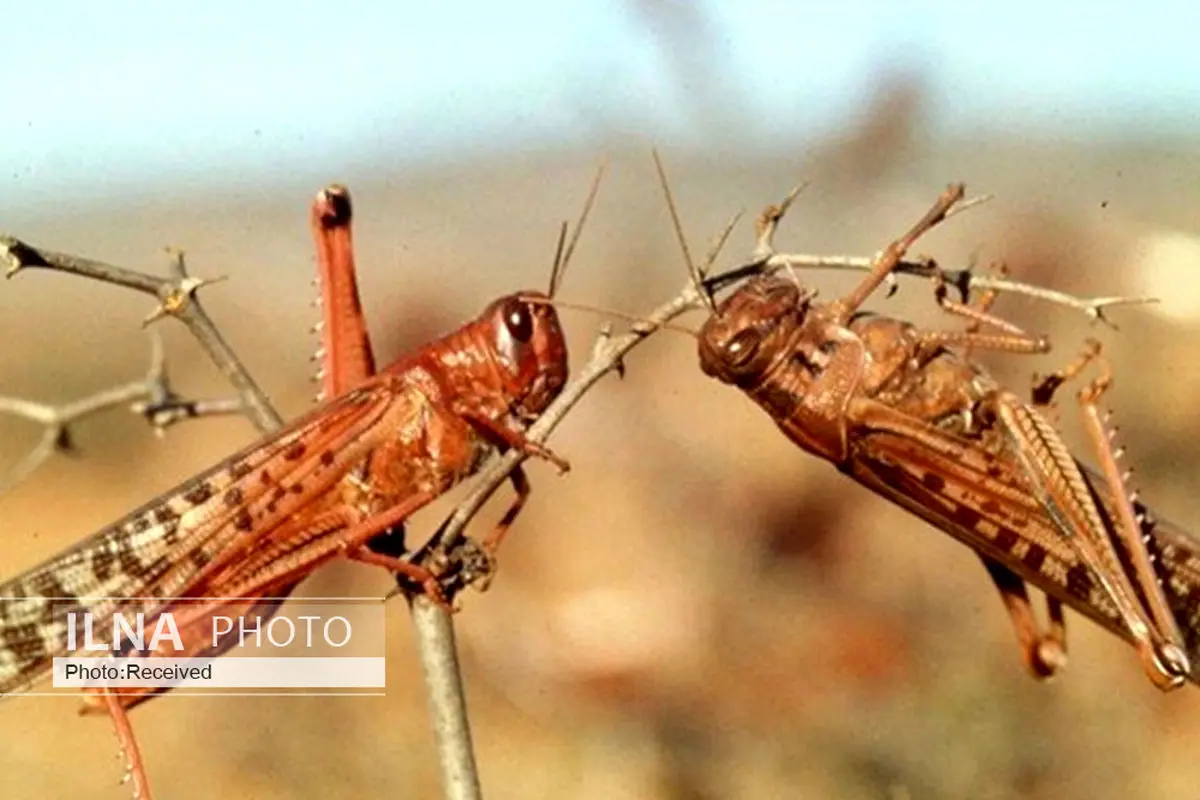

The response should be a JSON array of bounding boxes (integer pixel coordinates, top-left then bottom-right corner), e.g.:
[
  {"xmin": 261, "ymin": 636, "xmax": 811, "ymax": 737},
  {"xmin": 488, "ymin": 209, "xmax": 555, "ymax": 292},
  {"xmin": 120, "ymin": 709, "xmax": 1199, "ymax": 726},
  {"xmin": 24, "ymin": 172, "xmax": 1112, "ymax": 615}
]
[
  {"xmin": 750, "ymin": 253, "xmax": 1159, "ymax": 323},
  {"xmin": 0, "ymin": 336, "xmax": 243, "ymax": 492},
  {"xmin": 410, "ymin": 598, "xmax": 483, "ymax": 800},
  {"xmin": 707, "ymin": 186, "xmax": 1157, "ymax": 326},
  {"xmin": 1, "ymin": 237, "xmax": 281, "ymax": 431}
]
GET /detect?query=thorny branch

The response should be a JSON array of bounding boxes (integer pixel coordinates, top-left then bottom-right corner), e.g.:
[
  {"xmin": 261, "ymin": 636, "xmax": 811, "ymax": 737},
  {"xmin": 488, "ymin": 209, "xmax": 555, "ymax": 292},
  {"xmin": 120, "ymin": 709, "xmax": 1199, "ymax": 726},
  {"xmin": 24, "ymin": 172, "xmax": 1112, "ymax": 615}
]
[
  {"xmin": 710, "ymin": 195, "xmax": 1157, "ymax": 325},
  {"xmin": 0, "ymin": 239, "xmax": 281, "ymax": 431},
  {"xmin": 0, "ymin": 334, "xmax": 242, "ymax": 493},
  {"xmin": 0, "ymin": 234, "xmax": 297, "ymax": 797},
  {"xmin": 709, "ymin": 253, "xmax": 1157, "ymax": 324}
]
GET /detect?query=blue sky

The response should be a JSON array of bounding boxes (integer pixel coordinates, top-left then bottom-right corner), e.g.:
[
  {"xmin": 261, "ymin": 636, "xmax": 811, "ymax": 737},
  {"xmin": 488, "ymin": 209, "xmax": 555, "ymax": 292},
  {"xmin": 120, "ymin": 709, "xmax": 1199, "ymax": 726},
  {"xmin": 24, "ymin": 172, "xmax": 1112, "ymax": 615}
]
[{"xmin": 3, "ymin": 2, "xmax": 1198, "ymax": 201}]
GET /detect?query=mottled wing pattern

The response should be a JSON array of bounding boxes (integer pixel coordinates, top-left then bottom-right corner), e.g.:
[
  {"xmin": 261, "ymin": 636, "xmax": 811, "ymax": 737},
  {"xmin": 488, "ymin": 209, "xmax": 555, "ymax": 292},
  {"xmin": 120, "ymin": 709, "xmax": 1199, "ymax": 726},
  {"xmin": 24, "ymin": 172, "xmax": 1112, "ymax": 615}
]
[
  {"xmin": 0, "ymin": 382, "xmax": 394, "ymax": 695},
  {"xmin": 848, "ymin": 428, "xmax": 1200, "ymax": 678},
  {"xmin": 848, "ymin": 430, "xmax": 1123, "ymax": 632}
]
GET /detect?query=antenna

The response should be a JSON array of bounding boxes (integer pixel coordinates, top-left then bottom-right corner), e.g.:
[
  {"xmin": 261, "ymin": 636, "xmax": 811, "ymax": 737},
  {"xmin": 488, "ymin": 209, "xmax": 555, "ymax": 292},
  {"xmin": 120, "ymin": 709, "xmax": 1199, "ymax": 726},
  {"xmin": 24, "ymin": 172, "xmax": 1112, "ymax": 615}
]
[
  {"xmin": 651, "ymin": 150, "xmax": 716, "ymax": 312},
  {"xmin": 520, "ymin": 295, "xmax": 698, "ymax": 339},
  {"xmin": 549, "ymin": 159, "xmax": 608, "ymax": 297}
]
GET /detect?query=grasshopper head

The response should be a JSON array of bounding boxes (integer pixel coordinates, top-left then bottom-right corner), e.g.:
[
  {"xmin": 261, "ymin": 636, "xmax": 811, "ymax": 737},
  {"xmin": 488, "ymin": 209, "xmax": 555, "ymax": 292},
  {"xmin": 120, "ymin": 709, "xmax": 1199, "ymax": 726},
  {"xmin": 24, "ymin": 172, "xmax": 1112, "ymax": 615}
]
[
  {"xmin": 482, "ymin": 290, "xmax": 569, "ymax": 420},
  {"xmin": 697, "ymin": 276, "xmax": 815, "ymax": 387}
]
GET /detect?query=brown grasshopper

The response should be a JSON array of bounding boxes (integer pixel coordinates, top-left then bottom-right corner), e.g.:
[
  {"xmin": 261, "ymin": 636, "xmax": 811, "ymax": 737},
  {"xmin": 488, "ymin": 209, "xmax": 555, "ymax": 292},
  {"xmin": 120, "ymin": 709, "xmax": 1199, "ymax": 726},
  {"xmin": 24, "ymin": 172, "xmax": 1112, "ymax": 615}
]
[{"xmin": 697, "ymin": 184, "xmax": 1199, "ymax": 689}]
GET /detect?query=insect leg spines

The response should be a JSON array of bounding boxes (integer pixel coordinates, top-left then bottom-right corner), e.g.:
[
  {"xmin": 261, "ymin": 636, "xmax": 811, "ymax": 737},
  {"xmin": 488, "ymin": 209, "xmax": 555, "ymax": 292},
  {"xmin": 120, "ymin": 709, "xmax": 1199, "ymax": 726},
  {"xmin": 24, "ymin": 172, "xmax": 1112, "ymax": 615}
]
[
  {"xmin": 1054, "ymin": 341, "xmax": 1190, "ymax": 685},
  {"xmin": 992, "ymin": 341, "xmax": 1189, "ymax": 690},
  {"xmin": 310, "ymin": 185, "xmax": 378, "ymax": 397},
  {"xmin": 78, "ymin": 187, "xmax": 383, "ymax": 795},
  {"xmin": 98, "ymin": 687, "xmax": 153, "ymax": 799}
]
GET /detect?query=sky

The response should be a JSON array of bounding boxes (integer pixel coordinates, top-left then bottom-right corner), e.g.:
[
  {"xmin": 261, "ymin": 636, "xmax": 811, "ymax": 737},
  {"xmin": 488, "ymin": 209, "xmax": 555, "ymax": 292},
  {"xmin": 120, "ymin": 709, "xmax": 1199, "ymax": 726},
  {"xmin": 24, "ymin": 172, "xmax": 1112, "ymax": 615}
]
[{"xmin": 3, "ymin": 1, "xmax": 1198, "ymax": 202}]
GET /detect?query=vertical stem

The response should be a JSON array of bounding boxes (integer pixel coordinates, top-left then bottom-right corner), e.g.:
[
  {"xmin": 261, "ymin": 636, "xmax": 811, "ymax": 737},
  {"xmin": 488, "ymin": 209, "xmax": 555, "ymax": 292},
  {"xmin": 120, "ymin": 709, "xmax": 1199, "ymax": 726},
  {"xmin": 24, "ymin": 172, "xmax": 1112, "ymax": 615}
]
[
  {"xmin": 180, "ymin": 303, "xmax": 283, "ymax": 431},
  {"xmin": 410, "ymin": 596, "xmax": 483, "ymax": 800}
]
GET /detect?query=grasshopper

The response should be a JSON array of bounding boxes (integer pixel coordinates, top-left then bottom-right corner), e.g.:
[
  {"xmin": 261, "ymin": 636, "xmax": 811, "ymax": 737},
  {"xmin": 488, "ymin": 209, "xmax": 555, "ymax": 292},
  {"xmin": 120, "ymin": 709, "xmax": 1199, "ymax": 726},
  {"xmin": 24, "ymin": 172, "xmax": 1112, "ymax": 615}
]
[
  {"xmin": 0, "ymin": 183, "xmax": 588, "ymax": 797},
  {"xmin": 697, "ymin": 184, "xmax": 1198, "ymax": 689}
]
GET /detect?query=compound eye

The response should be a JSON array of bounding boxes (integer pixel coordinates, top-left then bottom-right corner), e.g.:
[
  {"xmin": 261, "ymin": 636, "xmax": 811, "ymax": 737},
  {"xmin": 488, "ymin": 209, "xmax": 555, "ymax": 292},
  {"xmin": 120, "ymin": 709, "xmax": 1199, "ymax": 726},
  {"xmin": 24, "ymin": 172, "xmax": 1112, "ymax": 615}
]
[
  {"xmin": 725, "ymin": 327, "xmax": 763, "ymax": 368},
  {"xmin": 502, "ymin": 298, "xmax": 534, "ymax": 343}
]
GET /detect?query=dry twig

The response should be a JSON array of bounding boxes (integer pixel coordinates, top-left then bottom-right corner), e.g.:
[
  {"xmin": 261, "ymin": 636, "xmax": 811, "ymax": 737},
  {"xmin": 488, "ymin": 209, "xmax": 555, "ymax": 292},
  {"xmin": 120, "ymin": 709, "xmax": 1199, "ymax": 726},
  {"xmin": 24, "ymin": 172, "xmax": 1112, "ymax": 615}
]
[
  {"xmin": 0, "ymin": 335, "xmax": 242, "ymax": 493},
  {"xmin": 707, "ymin": 186, "xmax": 1157, "ymax": 325},
  {"xmin": 1, "ymin": 240, "xmax": 281, "ymax": 430}
]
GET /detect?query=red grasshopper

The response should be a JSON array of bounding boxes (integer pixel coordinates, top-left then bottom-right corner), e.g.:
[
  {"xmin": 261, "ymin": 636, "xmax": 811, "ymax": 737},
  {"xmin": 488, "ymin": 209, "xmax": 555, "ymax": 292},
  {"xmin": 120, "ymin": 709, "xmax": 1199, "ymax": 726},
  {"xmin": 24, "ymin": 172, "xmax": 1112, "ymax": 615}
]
[
  {"xmin": 0, "ymin": 184, "xmax": 580, "ymax": 796},
  {"xmin": 696, "ymin": 185, "xmax": 1198, "ymax": 689}
]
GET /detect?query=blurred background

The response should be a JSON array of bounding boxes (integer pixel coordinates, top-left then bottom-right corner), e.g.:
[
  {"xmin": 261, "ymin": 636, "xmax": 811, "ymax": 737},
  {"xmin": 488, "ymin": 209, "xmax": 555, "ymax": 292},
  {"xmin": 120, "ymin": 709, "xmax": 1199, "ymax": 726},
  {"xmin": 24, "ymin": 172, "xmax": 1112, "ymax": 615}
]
[{"xmin": 3, "ymin": 2, "xmax": 1200, "ymax": 798}]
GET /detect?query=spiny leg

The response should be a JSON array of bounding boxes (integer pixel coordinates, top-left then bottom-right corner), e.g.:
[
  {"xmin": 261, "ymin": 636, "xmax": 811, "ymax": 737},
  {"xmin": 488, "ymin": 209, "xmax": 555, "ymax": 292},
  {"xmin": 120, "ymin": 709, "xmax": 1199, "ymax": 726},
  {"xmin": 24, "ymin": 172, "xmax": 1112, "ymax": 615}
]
[
  {"xmin": 1034, "ymin": 339, "xmax": 1190, "ymax": 684},
  {"xmin": 90, "ymin": 189, "xmax": 376, "ymax": 800},
  {"xmin": 980, "ymin": 555, "xmax": 1067, "ymax": 679},
  {"xmin": 315, "ymin": 181, "xmax": 457, "ymax": 600},
  {"xmin": 98, "ymin": 686, "xmax": 153, "ymax": 800},
  {"xmin": 989, "ymin": 341, "xmax": 1189, "ymax": 690},
  {"xmin": 310, "ymin": 185, "xmax": 377, "ymax": 396}
]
